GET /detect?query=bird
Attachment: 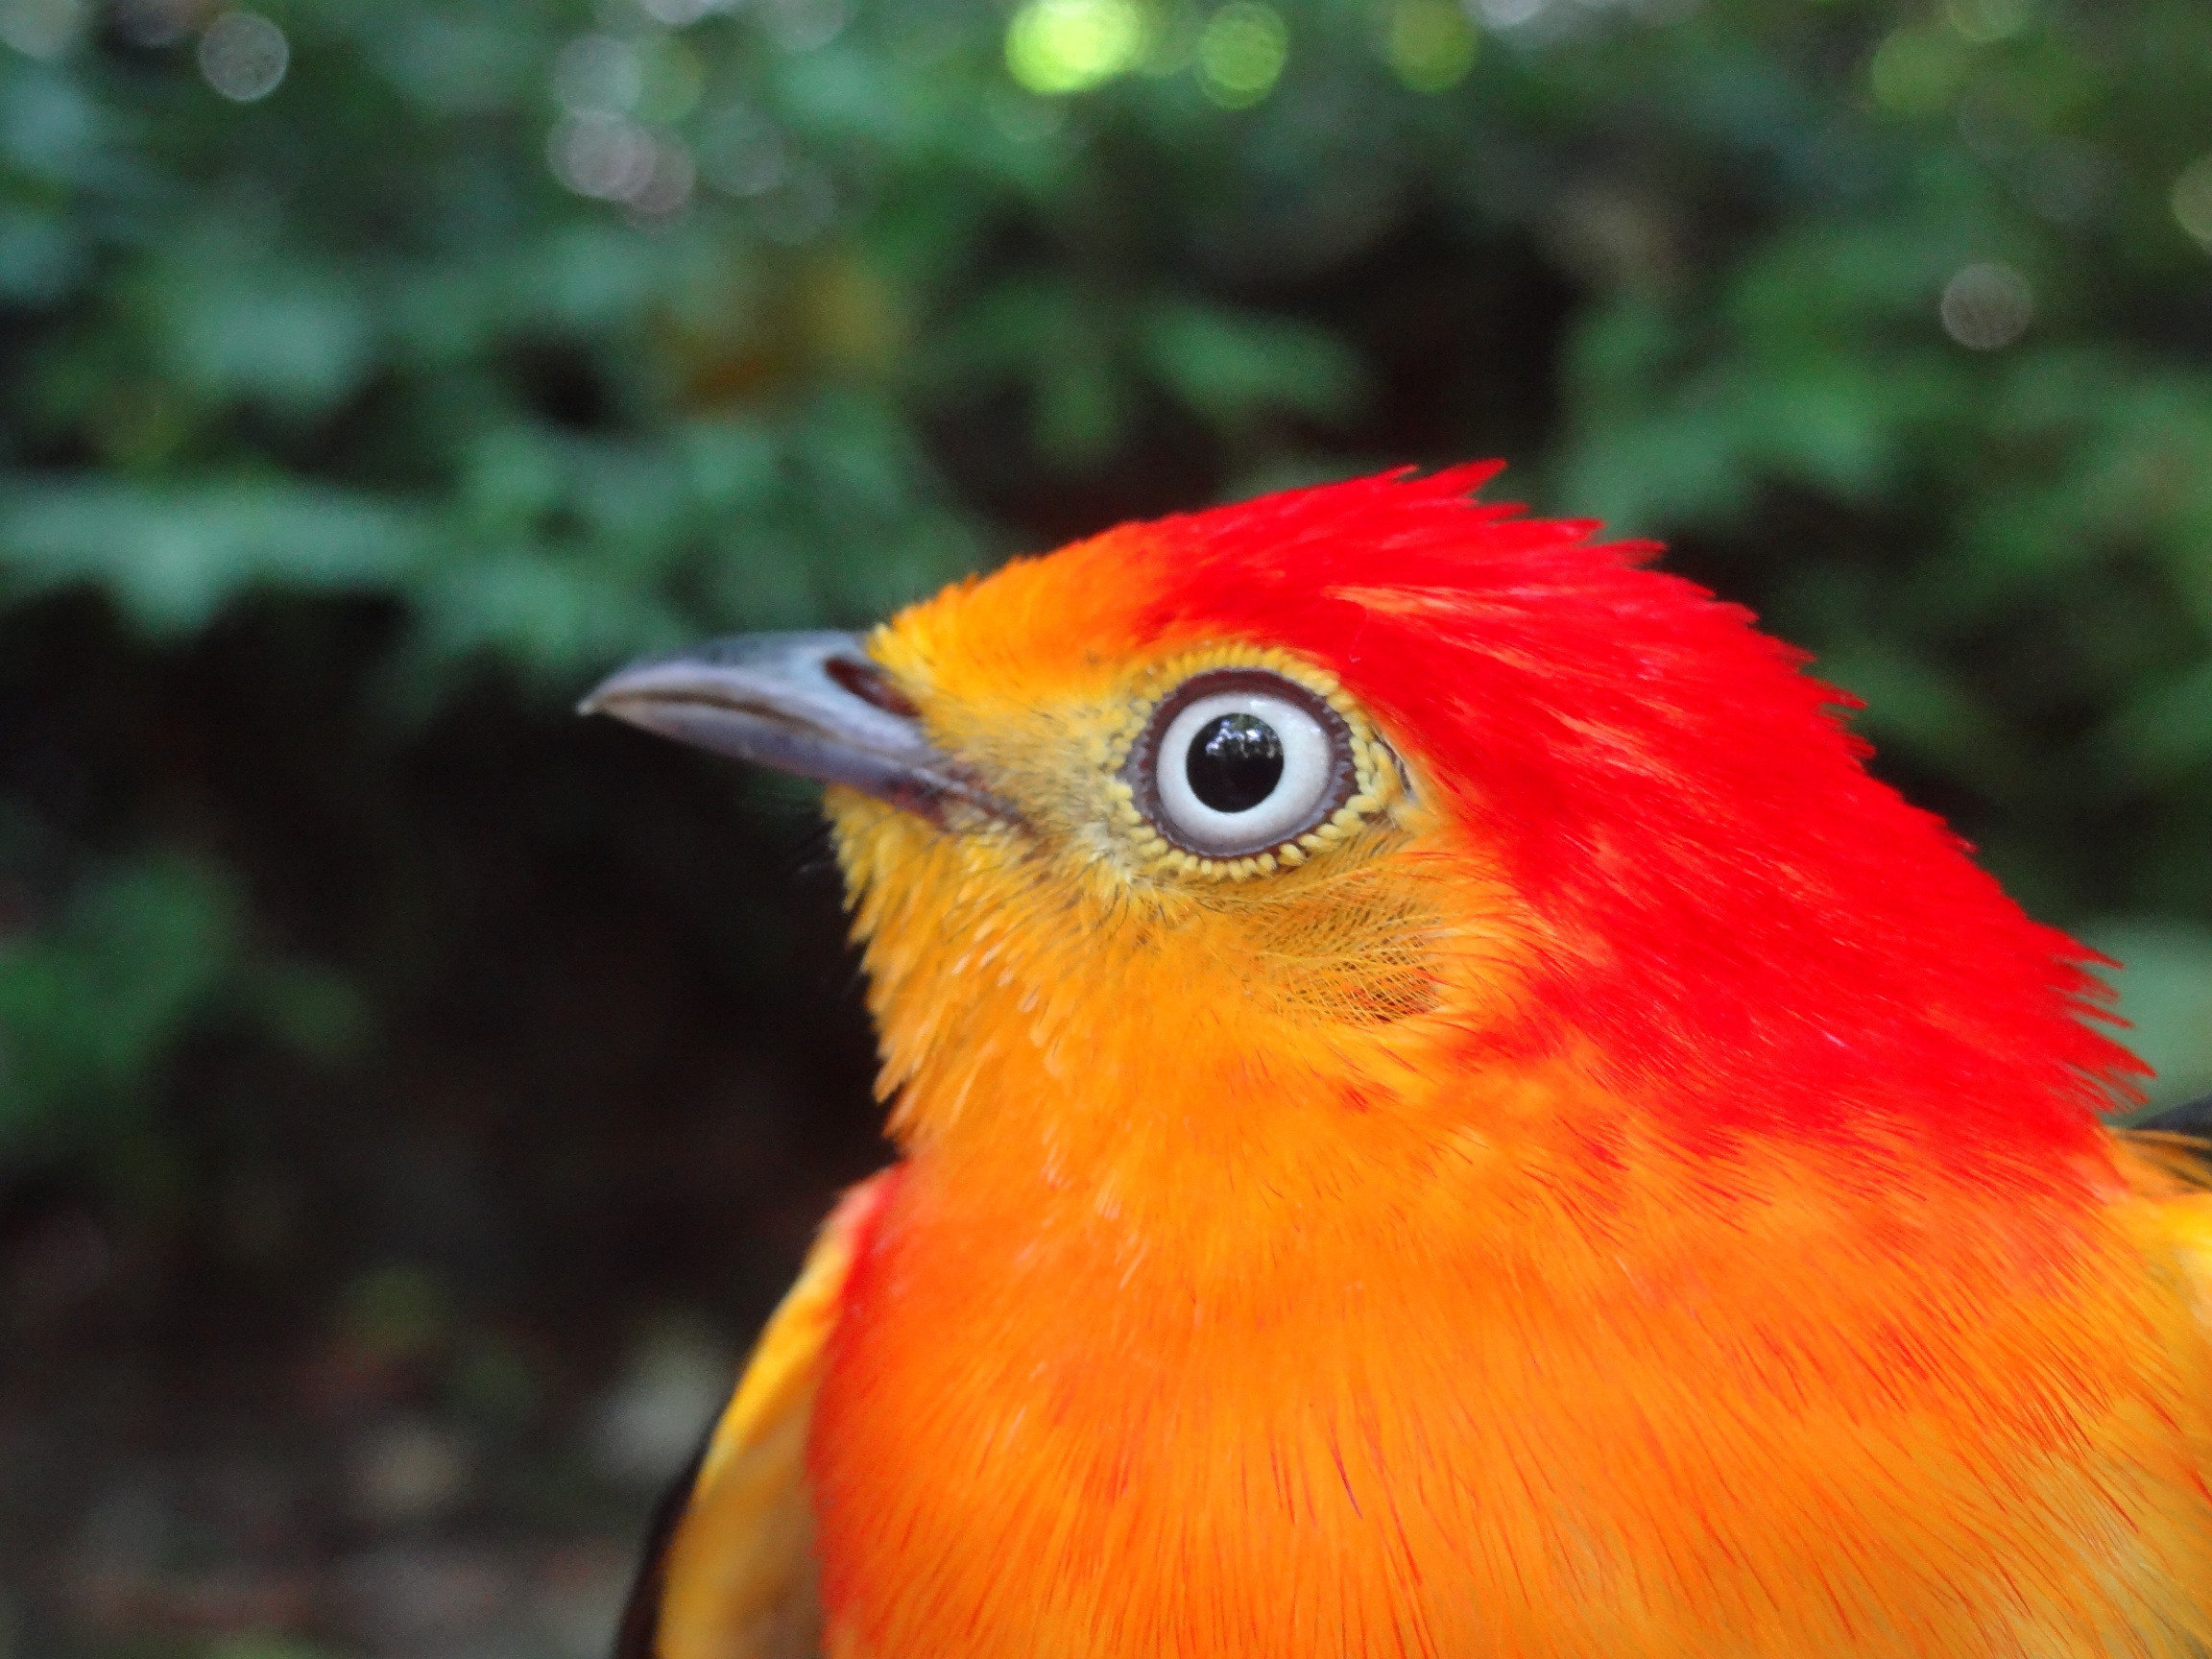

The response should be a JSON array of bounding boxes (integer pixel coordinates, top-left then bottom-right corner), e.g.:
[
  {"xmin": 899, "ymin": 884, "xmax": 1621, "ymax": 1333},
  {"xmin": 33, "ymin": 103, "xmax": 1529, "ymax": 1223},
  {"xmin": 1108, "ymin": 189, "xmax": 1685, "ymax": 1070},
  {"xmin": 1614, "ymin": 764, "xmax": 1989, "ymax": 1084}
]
[{"xmin": 581, "ymin": 465, "xmax": 2212, "ymax": 1659}]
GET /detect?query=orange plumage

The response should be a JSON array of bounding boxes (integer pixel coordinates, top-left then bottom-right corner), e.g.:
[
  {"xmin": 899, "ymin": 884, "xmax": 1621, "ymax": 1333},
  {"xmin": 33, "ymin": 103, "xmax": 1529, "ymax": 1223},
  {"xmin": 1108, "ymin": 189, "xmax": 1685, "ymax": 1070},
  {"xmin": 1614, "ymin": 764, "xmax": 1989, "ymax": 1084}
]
[{"xmin": 590, "ymin": 468, "xmax": 2212, "ymax": 1659}]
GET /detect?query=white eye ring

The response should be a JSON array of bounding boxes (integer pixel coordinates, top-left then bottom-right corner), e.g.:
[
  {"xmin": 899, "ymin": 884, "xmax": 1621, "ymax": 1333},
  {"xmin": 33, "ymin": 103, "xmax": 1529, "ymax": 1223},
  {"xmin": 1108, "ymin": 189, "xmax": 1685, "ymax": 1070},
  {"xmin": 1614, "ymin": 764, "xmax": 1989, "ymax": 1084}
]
[{"xmin": 1151, "ymin": 686, "xmax": 1339, "ymax": 856}]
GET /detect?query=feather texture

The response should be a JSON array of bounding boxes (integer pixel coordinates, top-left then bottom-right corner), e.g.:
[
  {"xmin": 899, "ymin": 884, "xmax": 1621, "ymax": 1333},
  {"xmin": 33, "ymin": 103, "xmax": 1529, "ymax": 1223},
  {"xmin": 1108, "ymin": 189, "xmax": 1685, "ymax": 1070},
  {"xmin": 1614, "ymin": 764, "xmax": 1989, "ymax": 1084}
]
[{"xmin": 645, "ymin": 472, "xmax": 2212, "ymax": 1657}]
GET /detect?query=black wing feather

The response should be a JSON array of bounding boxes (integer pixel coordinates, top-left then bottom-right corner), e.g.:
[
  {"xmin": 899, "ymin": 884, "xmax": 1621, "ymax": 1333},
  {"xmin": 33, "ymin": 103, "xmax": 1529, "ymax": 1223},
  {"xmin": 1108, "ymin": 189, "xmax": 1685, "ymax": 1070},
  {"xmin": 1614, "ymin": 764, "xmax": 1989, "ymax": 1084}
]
[
  {"xmin": 613, "ymin": 1434, "xmax": 711, "ymax": 1659},
  {"xmin": 2135, "ymin": 1091, "xmax": 2212, "ymax": 1138}
]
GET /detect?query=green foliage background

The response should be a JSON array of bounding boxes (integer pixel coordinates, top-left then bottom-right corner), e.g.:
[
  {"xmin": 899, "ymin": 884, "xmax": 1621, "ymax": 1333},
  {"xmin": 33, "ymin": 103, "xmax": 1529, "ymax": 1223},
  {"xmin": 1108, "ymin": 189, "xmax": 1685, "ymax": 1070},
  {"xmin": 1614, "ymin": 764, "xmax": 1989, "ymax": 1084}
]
[{"xmin": 3, "ymin": 0, "xmax": 2211, "ymax": 1193}]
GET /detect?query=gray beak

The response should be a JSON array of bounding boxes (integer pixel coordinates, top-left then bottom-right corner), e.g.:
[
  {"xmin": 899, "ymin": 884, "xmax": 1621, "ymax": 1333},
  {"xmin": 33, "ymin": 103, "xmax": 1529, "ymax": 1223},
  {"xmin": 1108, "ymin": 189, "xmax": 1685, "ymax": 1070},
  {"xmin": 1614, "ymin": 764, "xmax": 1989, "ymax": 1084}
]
[{"xmin": 579, "ymin": 632, "xmax": 998, "ymax": 823}]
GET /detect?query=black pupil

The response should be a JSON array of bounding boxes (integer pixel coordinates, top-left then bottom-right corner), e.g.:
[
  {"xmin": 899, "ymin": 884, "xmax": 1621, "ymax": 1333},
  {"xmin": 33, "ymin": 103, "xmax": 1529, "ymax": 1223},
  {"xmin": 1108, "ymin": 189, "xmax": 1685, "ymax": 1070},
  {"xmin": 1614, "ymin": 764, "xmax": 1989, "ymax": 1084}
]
[{"xmin": 1185, "ymin": 713, "xmax": 1284, "ymax": 813}]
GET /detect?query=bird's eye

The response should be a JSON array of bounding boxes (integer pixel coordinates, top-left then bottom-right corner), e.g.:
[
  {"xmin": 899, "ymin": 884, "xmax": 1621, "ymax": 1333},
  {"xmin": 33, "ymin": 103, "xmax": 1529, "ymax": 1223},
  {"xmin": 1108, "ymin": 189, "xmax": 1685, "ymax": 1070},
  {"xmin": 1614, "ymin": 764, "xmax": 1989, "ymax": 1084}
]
[{"xmin": 1132, "ymin": 671, "xmax": 1356, "ymax": 858}]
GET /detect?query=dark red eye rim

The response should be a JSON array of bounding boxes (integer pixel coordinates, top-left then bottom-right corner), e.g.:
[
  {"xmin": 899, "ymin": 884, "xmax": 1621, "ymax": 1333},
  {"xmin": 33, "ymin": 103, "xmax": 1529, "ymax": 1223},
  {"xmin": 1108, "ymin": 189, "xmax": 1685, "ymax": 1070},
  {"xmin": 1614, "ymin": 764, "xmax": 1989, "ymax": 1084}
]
[{"xmin": 1122, "ymin": 668, "xmax": 1360, "ymax": 856}]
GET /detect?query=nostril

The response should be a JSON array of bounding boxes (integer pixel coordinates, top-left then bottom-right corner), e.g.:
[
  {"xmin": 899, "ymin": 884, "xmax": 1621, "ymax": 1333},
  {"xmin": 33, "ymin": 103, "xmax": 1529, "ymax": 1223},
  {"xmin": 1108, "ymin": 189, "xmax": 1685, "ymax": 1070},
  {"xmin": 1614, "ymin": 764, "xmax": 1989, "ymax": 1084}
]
[{"xmin": 826, "ymin": 656, "xmax": 923, "ymax": 719}]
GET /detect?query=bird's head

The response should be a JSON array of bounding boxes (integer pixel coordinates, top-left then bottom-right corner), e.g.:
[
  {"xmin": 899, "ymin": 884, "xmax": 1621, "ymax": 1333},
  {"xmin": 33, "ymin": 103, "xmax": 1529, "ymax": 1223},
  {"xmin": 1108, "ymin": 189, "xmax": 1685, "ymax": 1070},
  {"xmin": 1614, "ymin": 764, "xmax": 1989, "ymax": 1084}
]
[{"xmin": 587, "ymin": 469, "xmax": 2134, "ymax": 1223}]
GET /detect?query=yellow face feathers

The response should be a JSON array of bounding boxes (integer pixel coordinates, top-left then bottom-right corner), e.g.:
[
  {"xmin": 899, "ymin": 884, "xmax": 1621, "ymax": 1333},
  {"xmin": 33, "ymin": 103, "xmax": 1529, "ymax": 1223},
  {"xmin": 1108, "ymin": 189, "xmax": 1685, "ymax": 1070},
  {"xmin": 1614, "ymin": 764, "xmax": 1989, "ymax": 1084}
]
[{"xmin": 826, "ymin": 533, "xmax": 1547, "ymax": 1178}]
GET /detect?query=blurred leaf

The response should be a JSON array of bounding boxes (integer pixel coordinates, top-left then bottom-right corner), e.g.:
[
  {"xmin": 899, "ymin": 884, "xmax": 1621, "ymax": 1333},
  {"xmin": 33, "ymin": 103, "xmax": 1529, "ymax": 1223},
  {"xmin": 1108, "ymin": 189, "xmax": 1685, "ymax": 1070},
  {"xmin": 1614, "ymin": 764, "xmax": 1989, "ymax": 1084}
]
[
  {"xmin": 409, "ymin": 549, "xmax": 688, "ymax": 683},
  {"xmin": 0, "ymin": 853, "xmax": 240, "ymax": 1148},
  {"xmin": 244, "ymin": 962, "xmax": 373, "ymax": 1065},
  {"xmin": 2099, "ymin": 660, "xmax": 2212, "ymax": 784},
  {"xmin": 153, "ymin": 255, "xmax": 377, "ymax": 417},
  {"xmin": 0, "ymin": 477, "xmax": 427, "ymax": 634},
  {"xmin": 0, "ymin": 850, "xmax": 368, "ymax": 1157},
  {"xmin": 1139, "ymin": 300, "xmax": 1363, "ymax": 428},
  {"xmin": 0, "ymin": 203, "xmax": 83, "ymax": 302}
]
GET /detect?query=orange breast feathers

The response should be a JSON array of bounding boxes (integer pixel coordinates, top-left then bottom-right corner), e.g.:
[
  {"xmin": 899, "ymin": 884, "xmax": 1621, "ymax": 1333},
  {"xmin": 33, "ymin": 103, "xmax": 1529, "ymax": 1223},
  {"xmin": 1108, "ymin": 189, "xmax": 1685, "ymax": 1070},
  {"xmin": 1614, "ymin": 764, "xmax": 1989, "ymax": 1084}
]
[
  {"xmin": 815, "ymin": 1118, "xmax": 2212, "ymax": 1659},
  {"xmin": 792, "ymin": 470, "xmax": 2211, "ymax": 1656}
]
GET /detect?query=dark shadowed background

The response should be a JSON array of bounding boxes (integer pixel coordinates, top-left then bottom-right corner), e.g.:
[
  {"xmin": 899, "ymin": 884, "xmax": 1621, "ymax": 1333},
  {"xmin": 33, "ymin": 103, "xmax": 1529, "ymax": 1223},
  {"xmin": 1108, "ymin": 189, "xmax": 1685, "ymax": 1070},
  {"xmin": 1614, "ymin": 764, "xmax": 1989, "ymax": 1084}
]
[{"xmin": 1, "ymin": 0, "xmax": 2209, "ymax": 1651}]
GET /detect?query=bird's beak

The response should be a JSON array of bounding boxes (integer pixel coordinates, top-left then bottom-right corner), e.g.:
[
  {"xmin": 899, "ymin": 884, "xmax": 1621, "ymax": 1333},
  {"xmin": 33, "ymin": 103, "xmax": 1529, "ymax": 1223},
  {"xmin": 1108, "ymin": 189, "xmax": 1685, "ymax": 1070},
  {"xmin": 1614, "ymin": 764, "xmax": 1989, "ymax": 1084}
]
[{"xmin": 579, "ymin": 631, "xmax": 999, "ymax": 824}]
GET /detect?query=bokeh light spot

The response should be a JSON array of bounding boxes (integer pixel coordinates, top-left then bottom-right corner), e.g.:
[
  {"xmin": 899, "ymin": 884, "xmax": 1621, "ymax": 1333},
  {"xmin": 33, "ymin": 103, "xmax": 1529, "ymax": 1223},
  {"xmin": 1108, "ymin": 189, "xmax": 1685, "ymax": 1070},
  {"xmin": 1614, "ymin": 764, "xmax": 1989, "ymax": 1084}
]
[
  {"xmin": 198, "ymin": 11, "xmax": 289, "ymax": 103},
  {"xmin": 2171, "ymin": 155, "xmax": 2212, "ymax": 248},
  {"xmin": 1382, "ymin": 0, "xmax": 1477, "ymax": 94},
  {"xmin": 553, "ymin": 35, "xmax": 643, "ymax": 115},
  {"xmin": 1197, "ymin": 1, "xmax": 1287, "ymax": 108},
  {"xmin": 1868, "ymin": 27, "xmax": 1965, "ymax": 117},
  {"xmin": 0, "ymin": 0, "xmax": 87, "ymax": 60},
  {"xmin": 699, "ymin": 106, "xmax": 789, "ymax": 198},
  {"xmin": 627, "ymin": 142, "xmax": 697, "ymax": 219},
  {"xmin": 1939, "ymin": 262, "xmax": 2032, "ymax": 350},
  {"xmin": 763, "ymin": 0, "xmax": 850, "ymax": 55},
  {"xmin": 1005, "ymin": 0, "xmax": 1147, "ymax": 95},
  {"xmin": 548, "ymin": 112, "xmax": 659, "ymax": 203},
  {"xmin": 638, "ymin": 0, "xmax": 734, "ymax": 23},
  {"xmin": 1940, "ymin": 0, "xmax": 2031, "ymax": 45}
]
